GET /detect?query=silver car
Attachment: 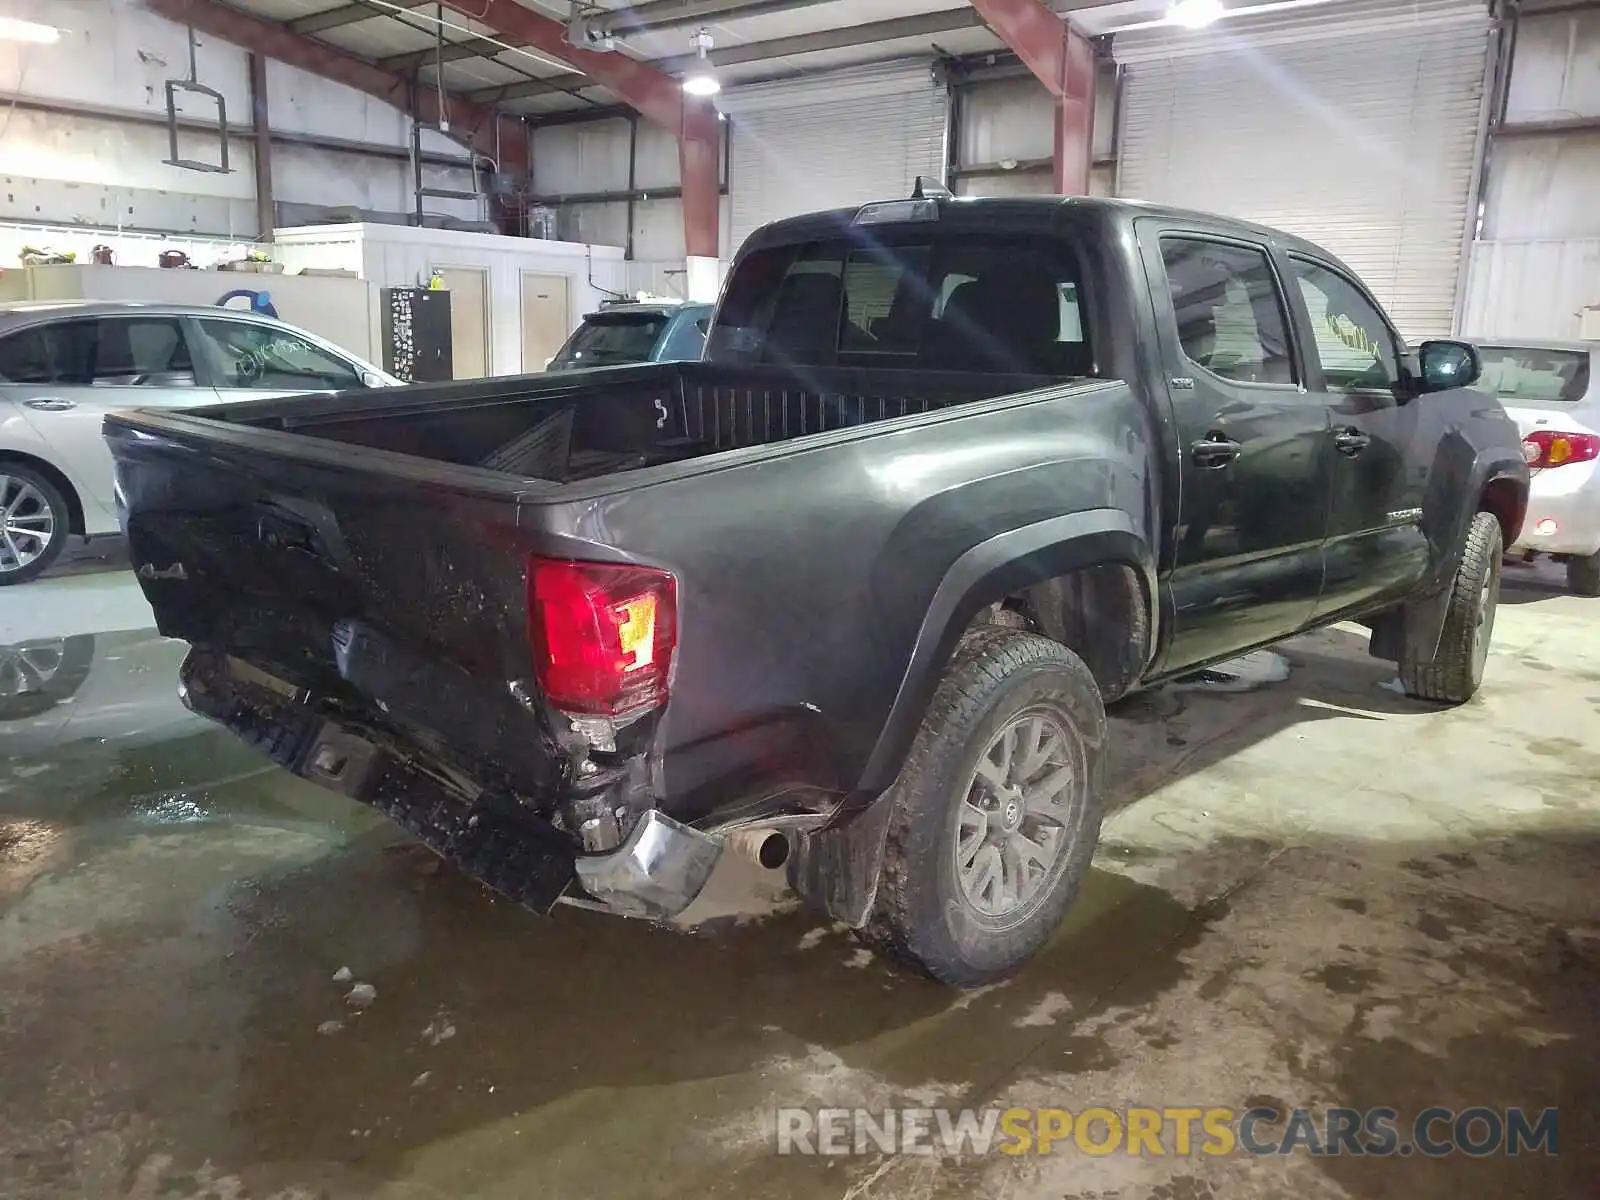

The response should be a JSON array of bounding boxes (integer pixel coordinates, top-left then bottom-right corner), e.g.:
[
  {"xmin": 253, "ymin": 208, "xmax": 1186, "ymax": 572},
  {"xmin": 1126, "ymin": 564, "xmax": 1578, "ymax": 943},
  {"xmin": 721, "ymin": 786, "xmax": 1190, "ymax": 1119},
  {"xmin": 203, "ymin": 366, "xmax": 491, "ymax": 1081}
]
[{"xmin": 0, "ymin": 300, "xmax": 398, "ymax": 585}]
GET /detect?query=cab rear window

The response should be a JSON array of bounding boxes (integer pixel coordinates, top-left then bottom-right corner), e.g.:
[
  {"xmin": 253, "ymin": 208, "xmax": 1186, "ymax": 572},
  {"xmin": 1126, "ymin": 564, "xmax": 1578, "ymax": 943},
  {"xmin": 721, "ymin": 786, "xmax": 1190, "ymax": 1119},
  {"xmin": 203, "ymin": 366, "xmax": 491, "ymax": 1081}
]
[
  {"xmin": 553, "ymin": 313, "xmax": 668, "ymax": 368},
  {"xmin": 708, "ymin": 233, "xmax": 1092, "ymax": 377}
]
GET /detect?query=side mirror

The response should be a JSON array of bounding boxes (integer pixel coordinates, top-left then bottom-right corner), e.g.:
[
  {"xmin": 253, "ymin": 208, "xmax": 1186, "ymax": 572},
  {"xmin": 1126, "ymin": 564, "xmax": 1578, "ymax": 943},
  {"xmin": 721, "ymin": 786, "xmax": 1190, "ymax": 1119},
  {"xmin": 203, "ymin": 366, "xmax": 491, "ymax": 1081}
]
[
  {"xmin": 1416, "ymin": 340, "xmax": 1481, "ymax": 394},
  {"xmin": 360, "ymin": 370, "xmax": 388, "ymax": 388}
]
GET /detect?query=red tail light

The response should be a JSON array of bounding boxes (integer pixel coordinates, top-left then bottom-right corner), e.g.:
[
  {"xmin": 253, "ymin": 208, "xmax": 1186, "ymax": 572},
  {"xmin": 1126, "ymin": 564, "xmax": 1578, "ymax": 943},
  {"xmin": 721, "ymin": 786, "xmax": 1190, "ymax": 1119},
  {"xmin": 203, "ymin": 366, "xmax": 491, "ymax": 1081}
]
[
  {"xmin": 528, "ymin": 557, "xmax": 677, "ymax": 716},
  {"xmin": 1522, "ymin": 430, "xmax": 1600, "ymax": 469}
]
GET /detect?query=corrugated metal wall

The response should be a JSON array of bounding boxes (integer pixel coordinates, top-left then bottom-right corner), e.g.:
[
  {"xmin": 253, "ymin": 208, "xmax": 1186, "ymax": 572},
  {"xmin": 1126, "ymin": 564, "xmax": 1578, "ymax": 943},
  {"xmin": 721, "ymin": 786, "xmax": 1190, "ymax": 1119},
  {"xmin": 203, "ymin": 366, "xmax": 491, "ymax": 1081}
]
[
  {"xmin": 721, "ymin": 61, "xmax": 948, "ymax": 248},
  {"xmin": 1464, "ymin": 8, "xmax": 1600, "ymax": 338},
  {"xmin": 1462, "ymin": 238, "xmax": 1600, "ymax": 340},
  {"xmin": 0, "ymin": 0, "xmax": 481, "ymax": 240},
  {"xmin": 1114, "ymin": 0, "xmax": 1491, "ymax": 340},
  {"xmin": 951, "ymin": 69, "xmax": 1117, "ymax": 199}
]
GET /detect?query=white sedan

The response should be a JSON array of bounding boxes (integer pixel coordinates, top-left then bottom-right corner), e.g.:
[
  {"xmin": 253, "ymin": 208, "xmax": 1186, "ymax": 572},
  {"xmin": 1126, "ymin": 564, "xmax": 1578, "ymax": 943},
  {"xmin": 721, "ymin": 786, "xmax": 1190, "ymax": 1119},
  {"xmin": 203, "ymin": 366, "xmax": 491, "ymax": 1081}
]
[
  {"xmin": 0, "ymin": 300, "xmax": 399, "ymax": 584},
  {"xmin": 1474, "ymin": 339, "xmax": 1600, "ymax": 594}
]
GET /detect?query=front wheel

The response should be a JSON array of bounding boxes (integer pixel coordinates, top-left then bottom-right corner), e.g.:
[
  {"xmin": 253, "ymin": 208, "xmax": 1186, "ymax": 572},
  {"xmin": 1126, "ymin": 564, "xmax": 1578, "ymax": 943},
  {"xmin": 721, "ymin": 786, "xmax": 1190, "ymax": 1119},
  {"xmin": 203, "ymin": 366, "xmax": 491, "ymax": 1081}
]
[
  {"xmin": 0, "ymin": 466, "xmax": 70, "ymax": 586},
  {"xmin": 858, "ymin": 629, "xmax": 1106, "ymax": 987},
  {"xmin": 1566, "ymin": 550, "xmax": 1600, "ymax": 597},
  {"xmin": 1401, "ymin": 511, "xmax": 1503, "ymax": 703}
]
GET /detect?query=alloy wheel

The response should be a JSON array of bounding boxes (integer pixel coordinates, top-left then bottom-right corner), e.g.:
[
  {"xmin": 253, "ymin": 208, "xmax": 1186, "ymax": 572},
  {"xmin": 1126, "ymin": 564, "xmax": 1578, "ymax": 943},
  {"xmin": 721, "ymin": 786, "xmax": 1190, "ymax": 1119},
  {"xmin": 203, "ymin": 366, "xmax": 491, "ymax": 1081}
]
[
  {"xmin": 0, "ymin": 475, "xmax": 56, "ymax": 574},
  {"xmin": 955, "ymin": 709, "xmax": 1080, "ymax": 920}
]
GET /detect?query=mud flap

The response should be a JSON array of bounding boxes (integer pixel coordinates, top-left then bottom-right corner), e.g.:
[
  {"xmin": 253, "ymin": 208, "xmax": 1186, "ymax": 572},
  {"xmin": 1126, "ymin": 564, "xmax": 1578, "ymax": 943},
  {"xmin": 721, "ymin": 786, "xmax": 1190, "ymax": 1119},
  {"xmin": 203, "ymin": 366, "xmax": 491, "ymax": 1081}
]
[
  {"xmin": 1369, "ymin": 583, "xmax": 1452, "ymax": 666},
  {"xmin": 786, "ymin": 789, "xmax": 895, "ymax": 927}
]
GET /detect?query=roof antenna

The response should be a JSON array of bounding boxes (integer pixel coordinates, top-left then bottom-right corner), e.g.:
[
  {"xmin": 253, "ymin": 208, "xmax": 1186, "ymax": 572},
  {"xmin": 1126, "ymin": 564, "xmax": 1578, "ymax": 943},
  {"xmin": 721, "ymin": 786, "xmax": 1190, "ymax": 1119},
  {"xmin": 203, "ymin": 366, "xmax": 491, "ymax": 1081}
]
[{"xmin": 912, "ymin": 176, "xmax": 951, "ymax": 201}]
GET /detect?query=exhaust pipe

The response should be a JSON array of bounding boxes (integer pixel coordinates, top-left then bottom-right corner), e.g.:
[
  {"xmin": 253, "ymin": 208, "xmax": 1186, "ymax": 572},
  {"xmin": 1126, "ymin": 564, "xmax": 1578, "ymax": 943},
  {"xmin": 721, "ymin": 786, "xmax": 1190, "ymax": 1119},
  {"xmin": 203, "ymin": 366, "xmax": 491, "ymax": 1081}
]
[{"xmin": 729, "ymin": 828, "xmax": 790, "ymax": 870}]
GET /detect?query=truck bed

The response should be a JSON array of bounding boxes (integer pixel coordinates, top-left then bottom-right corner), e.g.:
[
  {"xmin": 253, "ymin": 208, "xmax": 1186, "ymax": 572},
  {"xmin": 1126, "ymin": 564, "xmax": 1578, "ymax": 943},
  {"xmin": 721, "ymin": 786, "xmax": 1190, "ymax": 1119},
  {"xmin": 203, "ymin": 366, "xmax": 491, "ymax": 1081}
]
[
  {"xmin": 107, "ymin": 358, "xmax": 1129, "ymax": 830},
  {"xmin": 187, "ymin": 361, "xmax": 1069, "ymax": 484}
]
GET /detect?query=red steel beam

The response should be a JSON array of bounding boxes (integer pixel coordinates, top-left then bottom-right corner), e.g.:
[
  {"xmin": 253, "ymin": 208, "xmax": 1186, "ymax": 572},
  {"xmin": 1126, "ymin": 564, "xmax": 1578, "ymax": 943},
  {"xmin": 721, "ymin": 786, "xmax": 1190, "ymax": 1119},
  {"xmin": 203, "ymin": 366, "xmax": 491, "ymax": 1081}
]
[
  {"xmin": 441, "ymin": 0, "xmax": 720, "ymax": 257},
  {"xmin": 968, "ymin": 0, "xmax": 1095, "ymax": 195},
  {"xmin": 144, "ymin": 0, "xmax": 527, "ymax": 177}
]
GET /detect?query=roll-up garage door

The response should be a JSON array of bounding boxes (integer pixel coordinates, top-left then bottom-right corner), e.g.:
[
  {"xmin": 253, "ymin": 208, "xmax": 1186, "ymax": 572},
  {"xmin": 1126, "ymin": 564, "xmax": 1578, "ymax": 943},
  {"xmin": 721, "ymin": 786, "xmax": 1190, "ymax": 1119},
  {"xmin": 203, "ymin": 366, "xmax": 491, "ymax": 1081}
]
[
  {"xmin": 1115, "ymin": 0, "xmax": 1490, "ymax": 337},
  {"xmin": 722, "ymin": 61, "xmax": 949, "ymax": 251}
]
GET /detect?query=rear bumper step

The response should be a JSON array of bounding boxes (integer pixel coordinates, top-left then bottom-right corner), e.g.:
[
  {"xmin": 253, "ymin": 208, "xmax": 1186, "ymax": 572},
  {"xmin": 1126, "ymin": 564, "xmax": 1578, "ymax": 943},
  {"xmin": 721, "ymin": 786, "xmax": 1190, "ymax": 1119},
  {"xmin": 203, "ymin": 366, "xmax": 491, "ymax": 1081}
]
[{"xmin": 177, "ymin": 647, "xmax": 720, "ymax": 919}]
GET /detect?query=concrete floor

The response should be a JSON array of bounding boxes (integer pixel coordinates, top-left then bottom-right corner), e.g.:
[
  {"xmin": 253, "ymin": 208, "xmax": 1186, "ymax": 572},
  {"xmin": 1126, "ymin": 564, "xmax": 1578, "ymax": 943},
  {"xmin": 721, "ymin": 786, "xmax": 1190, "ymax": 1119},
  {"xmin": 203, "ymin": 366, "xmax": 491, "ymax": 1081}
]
[{"xmin": 1, "ymin": 549, "xmax": 1596, "ymax": 1199}]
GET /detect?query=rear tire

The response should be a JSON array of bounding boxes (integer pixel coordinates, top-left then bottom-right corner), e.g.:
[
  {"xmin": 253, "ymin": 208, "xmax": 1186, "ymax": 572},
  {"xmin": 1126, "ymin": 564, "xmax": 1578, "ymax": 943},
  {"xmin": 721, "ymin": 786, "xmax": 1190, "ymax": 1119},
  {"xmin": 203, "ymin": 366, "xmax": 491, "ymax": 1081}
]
[
  {"xmin": 1566, "ymin": 550, "xmax": 1600, "ymax": 597},
  {"xmin": 0, "ymin": 465, "xmax": 70, "ymax": 586},
  {"xmin": 1401, "ymin": 511, "xmax": 1502, "ymax": 703},
  {"xmin": 857, "ymin": 628, "xmax": 1106, "ymax": 987}
]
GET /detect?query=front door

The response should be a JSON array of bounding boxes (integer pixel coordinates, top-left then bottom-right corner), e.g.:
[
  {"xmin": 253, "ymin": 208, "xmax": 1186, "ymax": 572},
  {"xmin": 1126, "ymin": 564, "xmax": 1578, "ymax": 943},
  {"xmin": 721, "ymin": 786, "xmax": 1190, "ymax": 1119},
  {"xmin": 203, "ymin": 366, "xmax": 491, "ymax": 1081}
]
[
  {"xmin": 1145, "ymin": 231, "xmax": 1334, "ymax": 674},
  {"xmin": 1287, "ymin": 257, "xmax": 1432, "ymax": 619}
]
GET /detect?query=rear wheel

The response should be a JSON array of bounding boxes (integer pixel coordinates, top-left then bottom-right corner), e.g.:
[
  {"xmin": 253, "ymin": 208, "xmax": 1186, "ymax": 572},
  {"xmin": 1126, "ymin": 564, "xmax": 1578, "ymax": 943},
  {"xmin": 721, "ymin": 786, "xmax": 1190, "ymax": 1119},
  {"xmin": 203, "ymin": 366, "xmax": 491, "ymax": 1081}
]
[
  {"xmin": 858, "ymin": 628, "xmax": 1106, "ymax": 987},
  {"xmin": 0, "ymin": 466, "xmax": 69, "ymax": 586},
  {"xmin": 1566, "ymin": 550, "xmax": 1600, "ymax": 597},
  {"xmin": 1401, "ymin": 511, "xmax": 1502, "ymax": 703}
]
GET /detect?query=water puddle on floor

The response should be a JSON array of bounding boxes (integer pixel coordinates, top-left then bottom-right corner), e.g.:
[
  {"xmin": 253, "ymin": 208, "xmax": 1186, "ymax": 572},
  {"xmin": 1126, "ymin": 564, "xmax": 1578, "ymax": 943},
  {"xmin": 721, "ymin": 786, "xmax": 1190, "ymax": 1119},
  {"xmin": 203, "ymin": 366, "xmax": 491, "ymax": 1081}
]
[{"xmin": 0, "ymin": 628, "xmax": 381, "ymax": 889}]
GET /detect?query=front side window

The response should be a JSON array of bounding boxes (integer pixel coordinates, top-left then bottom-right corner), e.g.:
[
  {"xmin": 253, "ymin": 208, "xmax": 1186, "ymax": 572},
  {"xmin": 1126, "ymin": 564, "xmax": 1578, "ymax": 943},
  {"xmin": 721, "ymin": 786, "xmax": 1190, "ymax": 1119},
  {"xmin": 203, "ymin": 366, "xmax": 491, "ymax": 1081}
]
[
  {"xmin": 193, "ymin": 318, "xmax": 363, "ymax": 390},
  {"xmin": 1475, "ymin": 346, "xmax": 1591, "ymax": 405},
  {"xmin": 709, "ymin": 234, "xmax": 1092, "ymax": 376},
  {"xmin": 1290, "ymin": 259, "xmax": 1400, "ymax": 393},
  {"xmin": 1160, "ymin": 238, "xmax": 1296, "ymax": 386}
]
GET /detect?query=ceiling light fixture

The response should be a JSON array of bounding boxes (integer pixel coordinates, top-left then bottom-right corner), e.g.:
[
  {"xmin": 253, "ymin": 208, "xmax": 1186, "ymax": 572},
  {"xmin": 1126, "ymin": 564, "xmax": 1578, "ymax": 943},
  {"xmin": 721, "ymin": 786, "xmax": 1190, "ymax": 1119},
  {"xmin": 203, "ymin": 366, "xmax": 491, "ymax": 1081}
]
[
  {"xmin": 682, "ymin": 28, "xmax": 720, "ymax": 96},
  {"xmin": 1168, "ymin": 0, "xmax": 1227, "ymax": 29},
  {"xmin": 0, "ymin": 16, "xmax": 61, "ymax": 43}
]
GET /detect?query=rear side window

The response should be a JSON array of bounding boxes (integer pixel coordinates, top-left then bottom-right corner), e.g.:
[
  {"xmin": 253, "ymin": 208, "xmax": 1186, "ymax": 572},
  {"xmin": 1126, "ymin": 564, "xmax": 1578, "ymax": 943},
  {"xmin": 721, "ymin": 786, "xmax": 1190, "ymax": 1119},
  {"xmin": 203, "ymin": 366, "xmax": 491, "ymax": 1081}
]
[
  {"xmin": 0, "ymin": 318, "xmax": 194, "ymax": 386},
  {"xmin": 709, "ymin": 234, "xmax": 1092, "ymax": 376},
  {"xmin": 0, "ymin": 328, "xmax": 55, "ymax": 383},
  {"xmin": 1476, "ymin": 346, "xmax": 1591, "ymax": 404},
  {"xmin": 657, "ymin": 311, "xmax": 709, "ymax": 362},
  {"xmin": 1160, "ymin": 238, "xmax": 1296, "ymax": 386}
]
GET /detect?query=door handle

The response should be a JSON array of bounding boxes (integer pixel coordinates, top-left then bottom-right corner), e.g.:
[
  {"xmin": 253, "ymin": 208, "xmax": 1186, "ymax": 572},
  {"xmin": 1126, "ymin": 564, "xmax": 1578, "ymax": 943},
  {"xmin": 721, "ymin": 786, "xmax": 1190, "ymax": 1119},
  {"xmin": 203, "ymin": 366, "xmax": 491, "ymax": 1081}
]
[
  {"xmin": 1191, "ymin": 432, "xmax": 1242, "ymax": 469},
  {"xmin": 24, "ymin": 397, "xmax": 75, "ymax": 412},
  {"xmin": 1334, "ymin": 427, "xmax": 1371, "ymax": 457}
]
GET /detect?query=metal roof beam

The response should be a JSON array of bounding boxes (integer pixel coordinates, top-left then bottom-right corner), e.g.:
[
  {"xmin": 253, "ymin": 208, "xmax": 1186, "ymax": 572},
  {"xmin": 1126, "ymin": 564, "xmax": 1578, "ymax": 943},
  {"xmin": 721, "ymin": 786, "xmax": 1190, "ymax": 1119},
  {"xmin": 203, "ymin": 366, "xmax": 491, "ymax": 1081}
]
[
  {"xmin": 967, "ymin": 0, "xmax": 1095, "ymax": 193},
  {"xmin": 290, "ymin": 0, "xmax": 432, "ymax": 36},
  {"xmin": 466, "ymin": 8, "xmax": 989, "ymax": 103},
  {"xmin": 433, "ymin": 0, "xmax": 720, "ymax": 256},
  {"xmin": 600, "ymin": 0, "xmax": 839, "ymax": 37}
]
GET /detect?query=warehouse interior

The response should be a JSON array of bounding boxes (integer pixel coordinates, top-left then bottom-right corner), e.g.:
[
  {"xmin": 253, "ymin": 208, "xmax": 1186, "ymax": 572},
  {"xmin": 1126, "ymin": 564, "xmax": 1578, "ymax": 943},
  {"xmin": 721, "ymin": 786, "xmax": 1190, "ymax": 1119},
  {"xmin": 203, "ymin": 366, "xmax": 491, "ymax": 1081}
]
[{"xmin": 2, "ymin": 0, "xmax": 1599, "ymax": 1197}]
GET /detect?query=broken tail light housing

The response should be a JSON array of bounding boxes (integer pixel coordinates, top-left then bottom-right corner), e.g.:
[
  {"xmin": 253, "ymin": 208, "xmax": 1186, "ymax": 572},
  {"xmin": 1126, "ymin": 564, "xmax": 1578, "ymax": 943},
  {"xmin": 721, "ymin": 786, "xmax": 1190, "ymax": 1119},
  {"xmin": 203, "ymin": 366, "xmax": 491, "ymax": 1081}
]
[
  {"xmin": 1522, "ymin": 430, "xmax": 1600, "ymax": 469},
  {"xmin": 528, "ymin": 557, "xmax": 677, "ymax": 716}
]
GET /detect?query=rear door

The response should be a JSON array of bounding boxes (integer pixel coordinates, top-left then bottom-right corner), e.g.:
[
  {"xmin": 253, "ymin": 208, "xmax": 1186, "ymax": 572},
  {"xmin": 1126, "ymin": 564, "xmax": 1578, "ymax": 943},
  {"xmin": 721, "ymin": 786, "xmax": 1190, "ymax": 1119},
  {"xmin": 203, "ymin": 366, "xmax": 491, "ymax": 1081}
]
[
  {"xmin": 1141, "ymin": 227, "xmax": 1334, "ymax": 673},
  {"xmin": 0, "ymin": 314, "xmax": 216, "ymax": 519},
  {"xmin": 1287, "ymin": 256, "xmax": 1432, "ymax": 619}
]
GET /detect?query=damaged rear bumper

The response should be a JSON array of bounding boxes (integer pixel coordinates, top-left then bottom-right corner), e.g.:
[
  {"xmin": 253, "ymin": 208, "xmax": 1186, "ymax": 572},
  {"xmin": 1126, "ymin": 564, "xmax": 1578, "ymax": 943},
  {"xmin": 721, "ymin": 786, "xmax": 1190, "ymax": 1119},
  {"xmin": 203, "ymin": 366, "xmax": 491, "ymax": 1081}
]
[{"xmin": 177, "ymin": 648, "xmax": 720, "ymax": 920}]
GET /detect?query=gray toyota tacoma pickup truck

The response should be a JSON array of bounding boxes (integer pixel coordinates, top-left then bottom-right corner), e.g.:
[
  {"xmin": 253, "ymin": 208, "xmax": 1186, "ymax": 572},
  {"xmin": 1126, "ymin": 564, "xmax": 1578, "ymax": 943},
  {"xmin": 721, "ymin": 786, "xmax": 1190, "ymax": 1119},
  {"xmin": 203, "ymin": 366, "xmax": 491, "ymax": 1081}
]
[{"xmin": 106, "ymin": 191, "xmax": 1528, "ymax": 986}]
